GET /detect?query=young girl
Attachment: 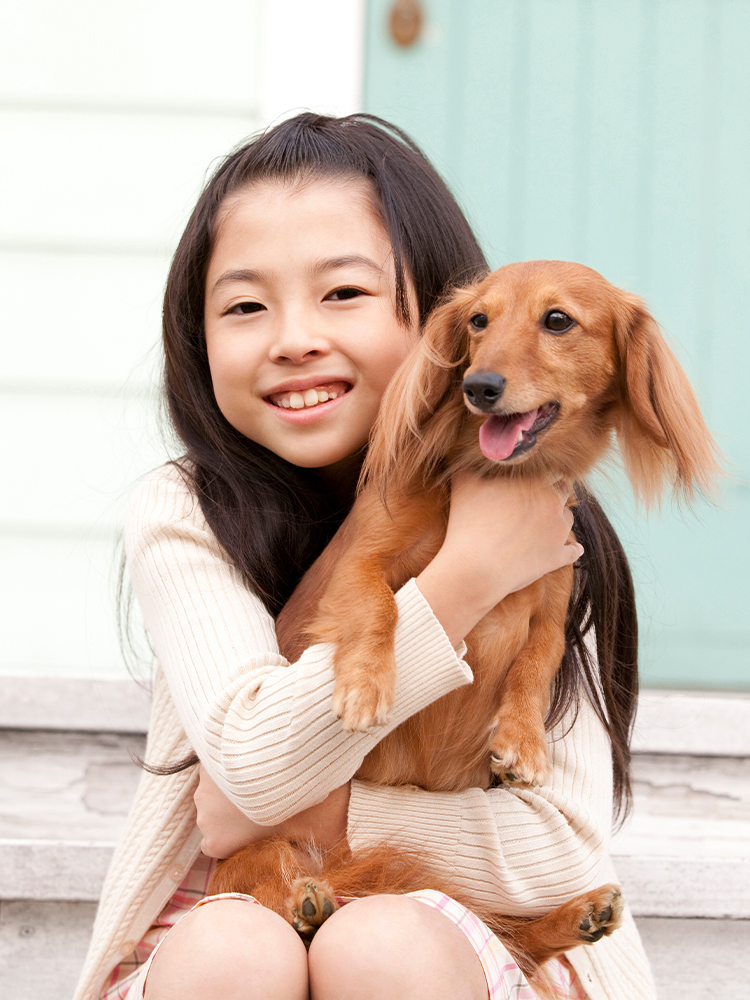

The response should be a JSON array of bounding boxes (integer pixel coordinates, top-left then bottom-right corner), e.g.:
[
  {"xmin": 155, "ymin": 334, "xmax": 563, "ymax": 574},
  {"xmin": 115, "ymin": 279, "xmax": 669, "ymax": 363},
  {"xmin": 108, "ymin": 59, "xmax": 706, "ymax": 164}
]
[{"xmin": 74, "ymin": 113, "xmax": 657, "ymax": 1000}]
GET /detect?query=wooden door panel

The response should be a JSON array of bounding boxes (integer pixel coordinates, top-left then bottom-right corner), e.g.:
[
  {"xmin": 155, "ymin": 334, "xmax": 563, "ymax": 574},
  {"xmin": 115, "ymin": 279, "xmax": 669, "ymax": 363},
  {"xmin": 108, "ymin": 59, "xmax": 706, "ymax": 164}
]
[{"xmin": 365, "ymin": 0, "xmax": 749, "ymax": 688}]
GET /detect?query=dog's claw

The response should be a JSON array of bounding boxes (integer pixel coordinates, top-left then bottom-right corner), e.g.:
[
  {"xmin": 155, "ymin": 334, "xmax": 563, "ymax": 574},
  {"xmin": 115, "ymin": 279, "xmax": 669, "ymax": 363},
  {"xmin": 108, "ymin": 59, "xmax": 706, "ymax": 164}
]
[{"xmin": 490, "ymin": 748, "xmax": 549, "ymax": 788}]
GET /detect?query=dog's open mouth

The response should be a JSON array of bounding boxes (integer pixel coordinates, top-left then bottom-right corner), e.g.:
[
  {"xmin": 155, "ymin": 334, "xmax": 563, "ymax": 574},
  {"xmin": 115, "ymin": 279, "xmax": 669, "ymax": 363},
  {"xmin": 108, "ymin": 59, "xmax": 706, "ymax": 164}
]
[{"xmin": 478, "ymin": 402, "xmax": 560, "ymax": 461}]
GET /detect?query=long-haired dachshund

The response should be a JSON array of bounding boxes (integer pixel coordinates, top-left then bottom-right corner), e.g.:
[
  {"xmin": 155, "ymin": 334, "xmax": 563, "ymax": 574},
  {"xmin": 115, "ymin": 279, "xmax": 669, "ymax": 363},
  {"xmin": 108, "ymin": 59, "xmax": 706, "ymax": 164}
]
[{"xmin": 208, "ymin": 261, "xmax": 719, "ymax": 985}]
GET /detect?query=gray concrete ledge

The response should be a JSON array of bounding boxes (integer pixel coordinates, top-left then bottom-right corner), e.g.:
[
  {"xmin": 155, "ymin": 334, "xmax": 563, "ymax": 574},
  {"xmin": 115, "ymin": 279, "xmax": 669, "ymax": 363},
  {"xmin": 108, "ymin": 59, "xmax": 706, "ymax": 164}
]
[
  {"xmin": 2, "ymin": 676, "xmax": 749, "ymax": 753},
  {"xmin": 0, "ymin": 675, "xmax": 151, "ymax": 733},
  {"xmin": 0, "ymin": 840, "xmax": 114, "ymax": 902}
]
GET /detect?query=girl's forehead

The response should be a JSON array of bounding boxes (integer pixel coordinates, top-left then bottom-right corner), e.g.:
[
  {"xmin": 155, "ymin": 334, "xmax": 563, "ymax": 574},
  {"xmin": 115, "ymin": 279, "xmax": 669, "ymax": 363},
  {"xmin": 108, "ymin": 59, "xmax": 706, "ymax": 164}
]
[
  {"xmin": 207, "ymin": 175, "xmax": 396, "ymax": 282},
  {"xmin": 216, "ymin": 174, "xmax": 382, "ymax": 232}
]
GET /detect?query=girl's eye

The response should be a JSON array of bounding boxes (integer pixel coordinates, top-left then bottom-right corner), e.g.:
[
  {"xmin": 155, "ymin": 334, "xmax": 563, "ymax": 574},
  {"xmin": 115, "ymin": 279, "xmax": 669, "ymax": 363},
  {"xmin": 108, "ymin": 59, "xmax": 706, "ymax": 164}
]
[
  {"xmin": 228, "ymin": 301, "xmax": 265, "ymax": 316},
  {"xmin": 326, "ymin": 287, "xmax": 365, "ymax": 301},
  {"xmin": 469, "ymin": 313, "xmax": 488, "ymax": 331},
  {"xmin": 543, "ymin": 309, "xmax": 576, "ymax": 334}
]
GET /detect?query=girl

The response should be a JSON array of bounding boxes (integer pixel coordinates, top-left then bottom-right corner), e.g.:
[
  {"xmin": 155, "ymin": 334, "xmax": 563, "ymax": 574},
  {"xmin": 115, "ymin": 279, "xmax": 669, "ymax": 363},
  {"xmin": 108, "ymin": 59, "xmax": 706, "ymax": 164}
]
[{"xmin": 74, "ymin": 113, "xmax": 657, "ymax": 1000}]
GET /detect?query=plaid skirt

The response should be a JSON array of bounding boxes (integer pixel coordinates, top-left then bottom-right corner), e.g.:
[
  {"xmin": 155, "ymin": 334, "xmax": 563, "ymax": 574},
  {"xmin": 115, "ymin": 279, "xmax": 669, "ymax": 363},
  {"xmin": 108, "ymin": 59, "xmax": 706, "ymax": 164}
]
[{"xmin": 101, "ymin": 855, "xmax": 586, "ymax": 1000}]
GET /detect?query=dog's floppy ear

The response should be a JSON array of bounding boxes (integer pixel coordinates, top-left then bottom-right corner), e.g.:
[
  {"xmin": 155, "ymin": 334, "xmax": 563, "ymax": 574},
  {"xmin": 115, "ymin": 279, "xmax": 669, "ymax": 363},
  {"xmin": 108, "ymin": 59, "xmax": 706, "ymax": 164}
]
[
  {"xmin": 364, "ymin": 286, "xmax": 478, "ymax": 487},
  {"xmin": 613, "ymin": 294, "xmax": 721, "ymax": 505}
]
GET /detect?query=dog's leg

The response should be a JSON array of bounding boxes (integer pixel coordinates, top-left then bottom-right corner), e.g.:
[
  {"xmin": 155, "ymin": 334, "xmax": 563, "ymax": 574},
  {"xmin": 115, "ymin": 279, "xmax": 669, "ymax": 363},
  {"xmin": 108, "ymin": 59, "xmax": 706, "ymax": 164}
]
[
  {"xmin": 489, "ymin": 566, "xmax": 573, "ymax": 787},
  {"xmin": 492, "ymin": 884, "xmax": 624, "ymax": 971},
  {"xmin": 208, "ymin": 838, "xmax": 341, "ymax": 945},
  {"xmin": 208, "ymin": 837, "xmax": 306, "ymax": 913},
  {"xmin": 309, "ymin": 489, "xmax": 445, "ymax": 732},
  {"xmin": 311, "ymin": 552, "xmax": 399, "ymax": 731}
]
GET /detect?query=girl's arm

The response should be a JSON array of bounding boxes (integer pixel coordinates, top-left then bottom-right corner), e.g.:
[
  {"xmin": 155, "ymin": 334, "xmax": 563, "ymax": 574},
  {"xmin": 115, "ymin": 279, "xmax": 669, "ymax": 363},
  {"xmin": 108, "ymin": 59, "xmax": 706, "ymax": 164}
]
[
  {"xmin": 128, "ymin": 463, "xmax": 579, "ymax": 831},
  {"xmin": 195, "ymin": 679, "xmax": 614, "ymax": 913},
  {"xmin": 126, "ymin": 463, "xmax": 473, "ymax": 826},
  {"xmin": 194, "ymin": 766, "xmax": 350, "ymax": 859}
]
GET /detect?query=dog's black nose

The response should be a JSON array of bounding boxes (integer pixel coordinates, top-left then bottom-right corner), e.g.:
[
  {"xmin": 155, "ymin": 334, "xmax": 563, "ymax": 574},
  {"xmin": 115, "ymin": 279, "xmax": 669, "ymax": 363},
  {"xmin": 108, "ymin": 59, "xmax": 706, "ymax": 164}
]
[{"xmin": 462, "ymin": 371, "xmax": 506, "ymax": 411}]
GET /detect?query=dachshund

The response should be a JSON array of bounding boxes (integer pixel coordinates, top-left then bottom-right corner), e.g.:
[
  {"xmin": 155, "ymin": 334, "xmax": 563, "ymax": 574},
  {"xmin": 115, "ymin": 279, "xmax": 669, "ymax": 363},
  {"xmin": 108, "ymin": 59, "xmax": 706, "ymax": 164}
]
[{"xmin": 208, "ymin": 260, "xmax": 719, "ymax": 985}]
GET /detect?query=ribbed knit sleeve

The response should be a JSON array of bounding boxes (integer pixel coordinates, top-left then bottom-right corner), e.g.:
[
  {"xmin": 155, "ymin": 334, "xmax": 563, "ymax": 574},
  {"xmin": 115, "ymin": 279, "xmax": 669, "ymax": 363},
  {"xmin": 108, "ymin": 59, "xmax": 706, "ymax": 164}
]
[
  {"xmin": 348, "ymin": 695, "xmax": 613, "ymax": 916},
  {"xmin": 125, "ymin": 463, "xmax": 473, "ymax": 825}
]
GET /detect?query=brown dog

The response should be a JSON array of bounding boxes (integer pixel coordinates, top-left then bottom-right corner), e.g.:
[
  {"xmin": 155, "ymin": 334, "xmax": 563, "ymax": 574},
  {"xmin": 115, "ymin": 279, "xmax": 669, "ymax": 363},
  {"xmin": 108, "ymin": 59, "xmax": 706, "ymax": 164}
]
[{"xmin": 208, "ymin": 261, "xmax": 719, "ymax": 983}]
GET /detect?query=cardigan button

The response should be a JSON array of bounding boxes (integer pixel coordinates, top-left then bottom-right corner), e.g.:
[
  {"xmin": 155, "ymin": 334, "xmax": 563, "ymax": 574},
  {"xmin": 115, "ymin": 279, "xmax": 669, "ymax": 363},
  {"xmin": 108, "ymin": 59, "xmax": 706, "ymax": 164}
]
[
  {"xmin": 121, "ymin": 940, "xmax": 136, "ymax": 956},
  {"xmin": 170, "ymin": 865, "xmax": 185, "ymax": 880}
]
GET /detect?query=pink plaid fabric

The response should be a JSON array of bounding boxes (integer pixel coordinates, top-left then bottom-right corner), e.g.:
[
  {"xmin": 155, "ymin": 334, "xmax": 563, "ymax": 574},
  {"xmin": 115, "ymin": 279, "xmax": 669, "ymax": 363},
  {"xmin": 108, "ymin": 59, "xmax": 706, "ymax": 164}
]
[
  {"xmin": 100, "ymin": 855, "xmax": 218, "ymax": 999},
  {"xmin": 408, "ymin": 889, "xmax": 587, "ymax": 1000},
  {"xmin": 103, "ymin": 857, "xmax": 586, "ymax": 1000}
]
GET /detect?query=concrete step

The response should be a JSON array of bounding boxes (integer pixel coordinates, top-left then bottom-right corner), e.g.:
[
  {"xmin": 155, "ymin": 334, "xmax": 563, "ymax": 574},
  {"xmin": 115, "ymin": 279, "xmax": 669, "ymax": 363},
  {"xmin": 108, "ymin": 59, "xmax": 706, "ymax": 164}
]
[
  {"xmin": 1, "ymin": 729, "xmax": 749, "ymax": 916},
  {"xmin": 1, "ymin": 678, "xmax": 749, "ymax": 999}
]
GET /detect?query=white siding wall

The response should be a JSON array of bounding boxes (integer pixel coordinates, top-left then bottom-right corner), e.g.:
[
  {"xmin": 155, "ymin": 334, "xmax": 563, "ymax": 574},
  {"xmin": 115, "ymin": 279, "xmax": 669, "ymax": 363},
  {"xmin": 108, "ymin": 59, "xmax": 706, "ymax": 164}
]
[{"xmin": 0, "ymin": 0, "xmax": 365, "ymax": 679}]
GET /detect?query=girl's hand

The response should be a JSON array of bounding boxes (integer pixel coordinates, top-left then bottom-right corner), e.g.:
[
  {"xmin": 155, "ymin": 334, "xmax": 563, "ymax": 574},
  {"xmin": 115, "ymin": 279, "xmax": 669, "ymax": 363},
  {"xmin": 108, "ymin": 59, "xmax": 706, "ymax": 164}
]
[
  {"xmin": 276, "ymin": 782, "xmax": 350, "ymax": 850},
  {"xmin": 195, "ymin": 765, "xmax": 350, "ymax": 858},
  {"xmin": 416, "ymin": 473, "xmax": 583, "ymax": 647},
  {"xmin": 195, "ymin": 766, "xmax": 280, "ymax": 858}
]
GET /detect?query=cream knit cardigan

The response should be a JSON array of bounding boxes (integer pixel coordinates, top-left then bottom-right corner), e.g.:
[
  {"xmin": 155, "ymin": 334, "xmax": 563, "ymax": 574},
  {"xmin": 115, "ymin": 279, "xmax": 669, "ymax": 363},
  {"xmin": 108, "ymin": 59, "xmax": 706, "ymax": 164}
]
[{"xmin": 74, "ymin": 463, "xmax": 657, "ymax": 1000}]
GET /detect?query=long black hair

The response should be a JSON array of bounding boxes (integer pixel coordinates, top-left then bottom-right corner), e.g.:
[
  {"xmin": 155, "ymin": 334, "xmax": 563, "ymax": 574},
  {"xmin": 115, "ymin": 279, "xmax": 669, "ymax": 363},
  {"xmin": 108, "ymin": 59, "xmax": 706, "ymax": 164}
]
[
  {"xmin": 163, "ymin": 112, "xmax": 488, "ymax": 613},
  {"xmin": 159, "ymin": 113, "xmax": 637, "ymax": 818}
]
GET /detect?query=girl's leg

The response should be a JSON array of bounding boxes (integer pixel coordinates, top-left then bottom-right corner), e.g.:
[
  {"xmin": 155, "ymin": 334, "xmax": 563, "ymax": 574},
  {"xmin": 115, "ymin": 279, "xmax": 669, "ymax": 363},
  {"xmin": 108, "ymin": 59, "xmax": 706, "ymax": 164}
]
[
  {"xmin": 143, "ymin": 899, "xmax": 308, "ymax": 1000},
  {"xmin": 308, "ymin": 895, "xmax": 489, "ymax": 1000}
]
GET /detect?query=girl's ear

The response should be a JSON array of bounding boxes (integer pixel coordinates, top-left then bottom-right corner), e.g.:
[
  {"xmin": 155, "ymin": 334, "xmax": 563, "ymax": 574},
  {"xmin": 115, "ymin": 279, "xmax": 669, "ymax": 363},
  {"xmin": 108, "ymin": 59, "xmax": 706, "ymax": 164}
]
[
  {"xmin": 364, "ymin": 286, "xmax": 478, "ymax": 486},
  {"xmin": 613, "ymin": 294, "xmax": 721, "ymax": 505}
]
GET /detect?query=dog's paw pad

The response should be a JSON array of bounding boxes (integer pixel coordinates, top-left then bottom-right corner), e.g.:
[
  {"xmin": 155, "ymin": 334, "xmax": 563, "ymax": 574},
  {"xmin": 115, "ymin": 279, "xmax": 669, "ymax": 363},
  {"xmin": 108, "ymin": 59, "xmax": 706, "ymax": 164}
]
[
  {"xmin": 290, "ymin": 879, "xmax": 338, "ymax": 942},
  {"xmin": 578, "ymin": 887, "xmax": 623, "ymax": 943}
]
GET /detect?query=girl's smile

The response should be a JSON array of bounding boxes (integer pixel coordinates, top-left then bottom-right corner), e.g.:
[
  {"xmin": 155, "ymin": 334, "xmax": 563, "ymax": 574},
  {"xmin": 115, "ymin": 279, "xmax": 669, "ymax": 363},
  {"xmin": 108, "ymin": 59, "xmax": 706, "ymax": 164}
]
[{"xmin": 204, "ymin": 176, "xmax": 419, "ymax": 470}]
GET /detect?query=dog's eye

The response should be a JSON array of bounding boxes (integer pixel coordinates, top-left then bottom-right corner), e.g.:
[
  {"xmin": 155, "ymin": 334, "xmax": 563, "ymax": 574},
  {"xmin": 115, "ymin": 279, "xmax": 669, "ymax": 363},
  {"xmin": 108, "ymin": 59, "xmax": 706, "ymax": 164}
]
[
  {"xmin": 543, "ymin": 310, "xmax": 575, "ymax": 334},
  {"xmin": 469, "ymin": 313, "xmax": 488, "ymax": 331}
]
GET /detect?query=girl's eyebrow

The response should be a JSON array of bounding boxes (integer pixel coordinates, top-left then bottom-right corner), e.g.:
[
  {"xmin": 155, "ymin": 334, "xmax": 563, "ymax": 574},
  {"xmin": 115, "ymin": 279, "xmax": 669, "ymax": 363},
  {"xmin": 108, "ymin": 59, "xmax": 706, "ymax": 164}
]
[
  {"xmin": 308, "ymin": 254, "xmax": 386, "ymax": 278},
  {"xmin": 211, "ymin": 268, "xmax": 267, "ymax": 292},
  {"xmin": 211, "ymin": 255, "xmax": 386, "ymax": 294}
]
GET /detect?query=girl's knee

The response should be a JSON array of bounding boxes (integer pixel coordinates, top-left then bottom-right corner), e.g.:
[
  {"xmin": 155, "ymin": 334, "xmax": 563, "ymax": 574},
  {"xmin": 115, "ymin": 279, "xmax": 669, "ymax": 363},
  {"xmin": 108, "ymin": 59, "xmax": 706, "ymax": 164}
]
[
  {"xmin": 144, "ymin": 900, "xmax": 308, "ymax": 1000},
  {"xmin": 309, "ymin": 895, "xmax": 488, "ymax": 1000}
]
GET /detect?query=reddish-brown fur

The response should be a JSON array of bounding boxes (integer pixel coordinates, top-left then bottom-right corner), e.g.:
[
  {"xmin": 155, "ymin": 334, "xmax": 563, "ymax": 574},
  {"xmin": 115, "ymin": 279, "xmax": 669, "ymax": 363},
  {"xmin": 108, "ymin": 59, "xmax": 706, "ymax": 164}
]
[{"xmin": 209, "ymin": 261, "xmax": 720, "ymax": 983}]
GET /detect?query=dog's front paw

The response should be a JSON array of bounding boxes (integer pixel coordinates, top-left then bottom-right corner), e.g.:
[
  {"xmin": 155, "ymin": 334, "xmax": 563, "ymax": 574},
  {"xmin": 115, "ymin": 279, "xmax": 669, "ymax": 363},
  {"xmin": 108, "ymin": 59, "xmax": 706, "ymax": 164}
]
[
  {"xmin": 289, "ymin": 879, "xmax": 339, "ymax": 945},
  {"xmin": 575, "ymin": 885, "xmax": 624, "ymax": 943},
  {"xmin": 332, "ymin": 674, "xmax": 393, "ymax": 731},
  {"xmin": 490, "ymin": 723, "xmax": 550, "ymax": 788}
]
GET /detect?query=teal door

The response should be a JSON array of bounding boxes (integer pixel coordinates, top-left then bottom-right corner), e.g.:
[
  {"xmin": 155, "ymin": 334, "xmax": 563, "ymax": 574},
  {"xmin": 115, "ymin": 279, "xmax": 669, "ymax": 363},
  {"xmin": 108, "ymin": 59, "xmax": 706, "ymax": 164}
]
[{"xmin": 364, "ymin": 0, "xmax": 750, "ymax": 690}]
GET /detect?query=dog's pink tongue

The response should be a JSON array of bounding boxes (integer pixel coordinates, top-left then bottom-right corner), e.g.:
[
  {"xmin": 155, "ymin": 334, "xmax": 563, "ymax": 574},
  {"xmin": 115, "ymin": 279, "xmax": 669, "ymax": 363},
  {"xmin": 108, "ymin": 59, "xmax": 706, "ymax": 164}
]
[{"xmin": 479, "ymin": 410, "xmax": 538, "ymax": 461}]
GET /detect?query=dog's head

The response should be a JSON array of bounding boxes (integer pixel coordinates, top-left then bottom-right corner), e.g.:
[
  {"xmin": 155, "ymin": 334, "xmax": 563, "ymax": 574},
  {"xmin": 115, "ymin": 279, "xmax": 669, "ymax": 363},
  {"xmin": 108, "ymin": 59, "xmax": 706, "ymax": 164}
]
[{"xmin": 367, "ymin": 260, "xmax": 719, "ymax": 504}]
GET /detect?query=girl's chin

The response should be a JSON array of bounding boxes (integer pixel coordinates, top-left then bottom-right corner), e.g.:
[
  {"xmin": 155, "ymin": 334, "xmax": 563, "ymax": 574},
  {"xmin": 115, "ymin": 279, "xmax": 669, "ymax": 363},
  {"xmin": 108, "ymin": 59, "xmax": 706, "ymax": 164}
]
[{"xmin": 287, "ymin": 445, "xmax": 366, "ymax": 472}]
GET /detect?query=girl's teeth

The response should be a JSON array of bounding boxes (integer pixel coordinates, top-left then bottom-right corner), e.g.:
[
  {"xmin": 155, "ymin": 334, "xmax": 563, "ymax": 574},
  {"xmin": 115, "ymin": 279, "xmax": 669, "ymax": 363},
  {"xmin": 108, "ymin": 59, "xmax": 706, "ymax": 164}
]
[{"xmin": 277, "ymin": 388, "xmax": 341, "ymax": 410}]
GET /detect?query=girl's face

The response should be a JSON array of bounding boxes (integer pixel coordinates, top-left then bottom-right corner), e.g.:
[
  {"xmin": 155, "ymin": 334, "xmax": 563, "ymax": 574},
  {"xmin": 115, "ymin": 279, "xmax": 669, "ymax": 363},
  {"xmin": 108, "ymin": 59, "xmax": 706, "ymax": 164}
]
[{"xmin": 204, "ymin": 176, "xmax": 419, "ymax": 472}]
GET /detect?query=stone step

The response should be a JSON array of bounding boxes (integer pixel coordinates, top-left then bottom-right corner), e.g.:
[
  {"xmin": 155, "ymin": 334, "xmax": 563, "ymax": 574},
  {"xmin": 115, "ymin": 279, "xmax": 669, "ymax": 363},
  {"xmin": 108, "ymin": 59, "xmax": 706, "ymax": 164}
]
[
  {"xmin": 1, "ymin": 727, "xmax": 749, "ymax": 916},
  {"xmin": 1, "ymin": 679, "xmax": 749, "ymax": 1000}
]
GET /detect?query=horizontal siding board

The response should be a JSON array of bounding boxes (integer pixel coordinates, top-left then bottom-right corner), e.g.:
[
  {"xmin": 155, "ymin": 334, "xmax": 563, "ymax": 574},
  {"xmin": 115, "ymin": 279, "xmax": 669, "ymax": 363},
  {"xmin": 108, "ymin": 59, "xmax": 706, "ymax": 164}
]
[
  {"xmin": 0, "ymin": 533, "xmax": 135, "ymax": 677},
  {"xmin": 0, "ymin": 109, "xmax": 262, "ymax": 249},
  {"xmin": 0, "ymin": 392, "xmax": 169, "ymax": 530},
  {"xmin": 0, "ymin": 0, "xmax": 262, "ymax": 112},
  {"xmin": 0, "ymin": 250, "xmax": 166, "ymax": 389}
]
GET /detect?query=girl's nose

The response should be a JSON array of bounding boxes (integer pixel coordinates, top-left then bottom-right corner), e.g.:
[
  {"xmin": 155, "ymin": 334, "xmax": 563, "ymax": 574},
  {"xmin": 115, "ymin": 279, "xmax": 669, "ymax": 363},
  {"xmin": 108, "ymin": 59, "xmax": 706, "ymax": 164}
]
[{"xmin": 268, "ymin": 314, "xmax": 332, "ymax": 364}]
